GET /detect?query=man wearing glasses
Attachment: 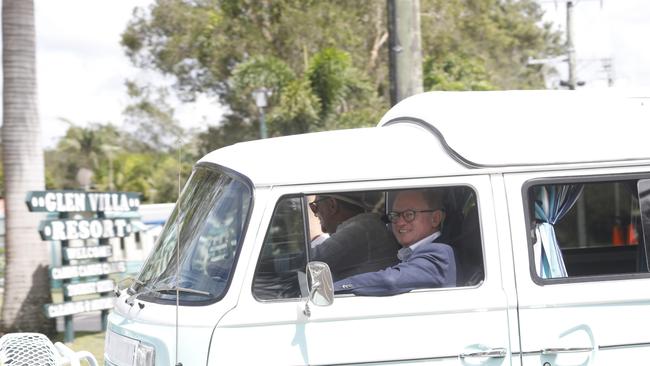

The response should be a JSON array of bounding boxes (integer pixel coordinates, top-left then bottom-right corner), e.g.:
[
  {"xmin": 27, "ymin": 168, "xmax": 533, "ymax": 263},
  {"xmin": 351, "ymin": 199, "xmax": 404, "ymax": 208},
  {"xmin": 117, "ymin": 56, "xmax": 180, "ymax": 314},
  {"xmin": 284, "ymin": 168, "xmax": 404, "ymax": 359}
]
[
  {"xmin": 309, "ymin": 193, "xmax": 400, "ymax": 282},
  {"xmin": 334, "ymin": 189, "xmax": 456, "ymax": 296}
]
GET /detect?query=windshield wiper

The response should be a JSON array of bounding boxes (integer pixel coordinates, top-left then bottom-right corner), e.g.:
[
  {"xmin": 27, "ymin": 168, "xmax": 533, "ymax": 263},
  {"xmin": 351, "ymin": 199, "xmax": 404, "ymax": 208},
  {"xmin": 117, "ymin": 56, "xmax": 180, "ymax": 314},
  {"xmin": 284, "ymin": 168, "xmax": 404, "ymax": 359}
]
[
  {"xmin": 125, "ymin": 283, "xmax": 212, "ymax": 308},
  {"xmin": 113, "ymin": 276, "xmax": 145, "ymax": 297}
]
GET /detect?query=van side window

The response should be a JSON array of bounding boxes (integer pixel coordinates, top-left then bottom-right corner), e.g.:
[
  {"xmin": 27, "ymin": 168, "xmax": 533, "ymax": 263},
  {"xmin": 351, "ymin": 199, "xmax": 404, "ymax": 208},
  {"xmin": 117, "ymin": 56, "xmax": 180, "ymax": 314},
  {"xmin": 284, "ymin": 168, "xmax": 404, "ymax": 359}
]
[
  {"xmin": 309, "ymin": 187, "xmax": 485, "ymax": 292},
  {"xmin": 527, "ymin": 178, "xmax": 650, "ymax": 280},
  {"xmin": 252, "ymin": 196, "xmax": 307, "ymax": 300}
]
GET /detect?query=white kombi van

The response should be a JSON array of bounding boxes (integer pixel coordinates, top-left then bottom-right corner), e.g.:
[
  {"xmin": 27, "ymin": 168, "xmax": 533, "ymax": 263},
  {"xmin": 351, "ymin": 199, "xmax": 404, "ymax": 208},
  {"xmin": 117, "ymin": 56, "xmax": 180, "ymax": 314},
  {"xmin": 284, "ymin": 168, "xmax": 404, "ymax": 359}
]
[{"xmin": 105, "ymin": 90, "xmax": 650, "ymax": 366}]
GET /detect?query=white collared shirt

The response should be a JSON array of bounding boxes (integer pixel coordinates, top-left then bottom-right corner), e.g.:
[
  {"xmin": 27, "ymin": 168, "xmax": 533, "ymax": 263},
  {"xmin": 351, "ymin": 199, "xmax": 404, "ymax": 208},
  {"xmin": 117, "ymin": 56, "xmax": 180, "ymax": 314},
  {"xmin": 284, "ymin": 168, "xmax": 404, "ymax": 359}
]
[{"xmin": 408, "ymin": 231, "xmax": 441, "ymax": 252}]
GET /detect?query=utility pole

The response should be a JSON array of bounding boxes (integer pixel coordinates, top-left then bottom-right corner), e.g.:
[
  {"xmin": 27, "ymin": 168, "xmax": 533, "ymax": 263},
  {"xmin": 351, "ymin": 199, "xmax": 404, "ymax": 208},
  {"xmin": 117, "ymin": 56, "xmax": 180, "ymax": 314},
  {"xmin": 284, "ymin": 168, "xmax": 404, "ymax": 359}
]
[
  {"xmin": 387, "ymin": 0, "xmax": 423, "ymax": 106},
  {"xmin": 566, "ymin": 1, "xmax": 577, "ymax": 89}
]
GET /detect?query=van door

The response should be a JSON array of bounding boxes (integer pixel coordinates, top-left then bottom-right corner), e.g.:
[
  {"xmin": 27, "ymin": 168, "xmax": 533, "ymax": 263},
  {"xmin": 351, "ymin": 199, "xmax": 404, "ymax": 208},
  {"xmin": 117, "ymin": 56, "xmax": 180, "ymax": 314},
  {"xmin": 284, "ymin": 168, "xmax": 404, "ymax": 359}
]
[
  {"xmin": 207, "ymin": 187, "xmax": 312, "ymax": 365},
  {"xmin": 505, "ymin": 168, "xmax": 650, "ymax": 366},
  {"xmin": 302, "ymin": 176, "xmax": 518, "ymax": 365}
]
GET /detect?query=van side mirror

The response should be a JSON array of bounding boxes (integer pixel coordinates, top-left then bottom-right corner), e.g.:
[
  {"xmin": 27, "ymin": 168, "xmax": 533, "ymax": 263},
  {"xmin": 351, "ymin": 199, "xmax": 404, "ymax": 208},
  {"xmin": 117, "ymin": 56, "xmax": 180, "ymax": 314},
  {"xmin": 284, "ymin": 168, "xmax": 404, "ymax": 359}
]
[{"xmin": 306, "ymin": 261, "xmax": 334, "ymax": 308}]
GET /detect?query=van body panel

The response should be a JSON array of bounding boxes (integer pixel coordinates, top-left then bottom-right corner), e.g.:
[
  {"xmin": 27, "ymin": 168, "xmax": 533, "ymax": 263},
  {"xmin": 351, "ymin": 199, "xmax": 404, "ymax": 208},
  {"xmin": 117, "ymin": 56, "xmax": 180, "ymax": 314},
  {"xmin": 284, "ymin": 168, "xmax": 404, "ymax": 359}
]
[
  {"xmin": 206, "ymin": 186, "xmax": 310, "ymax": 365},
  {"xmin": 106, "ymin": 311, "xmax": 212, "ymax": 366},
  {"xmin": 504, "ymin": 166, "xmax": 650, "ymax": 365},
  {"xmin": 489, "ymin": 173, "xmax": 524, "ymax": 362},
  {"xmin": 378, "ymin": 91, "xmax": 650, "ymax": 167},
  {"xmin": 198, "ymin": 123, "xmax": 469, "ymax": 186},
  {"xmin": 210, "ymin": 177, "xmax": 517, "ymax": 365},
  {"xmin": 305, "ymin": 176, "xmax": 512, "ymax": 366},
  {"xmin": 109, "ymin": 285, "xmax": 239, "ymax": 365}
]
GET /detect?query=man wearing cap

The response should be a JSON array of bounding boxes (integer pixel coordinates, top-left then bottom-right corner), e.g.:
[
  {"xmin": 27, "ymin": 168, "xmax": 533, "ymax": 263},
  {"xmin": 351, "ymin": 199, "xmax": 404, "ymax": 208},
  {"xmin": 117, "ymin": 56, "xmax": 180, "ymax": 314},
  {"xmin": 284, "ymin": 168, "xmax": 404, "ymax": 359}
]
[
  {"xmin": 309, "ymin": 193, "xmax": 399, "ymax": 282},
  {"xmin": 333, "ymin": 189, "xmax": 456, "ymax": 296}
]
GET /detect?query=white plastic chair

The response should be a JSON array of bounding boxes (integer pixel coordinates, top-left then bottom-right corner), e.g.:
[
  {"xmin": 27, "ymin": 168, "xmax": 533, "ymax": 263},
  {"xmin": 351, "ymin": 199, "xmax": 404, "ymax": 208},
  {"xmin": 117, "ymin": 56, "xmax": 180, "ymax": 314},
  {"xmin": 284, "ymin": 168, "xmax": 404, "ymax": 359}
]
[{"xmin": 0, "ymin": 332, "xmax": 98, "ymax": 366}]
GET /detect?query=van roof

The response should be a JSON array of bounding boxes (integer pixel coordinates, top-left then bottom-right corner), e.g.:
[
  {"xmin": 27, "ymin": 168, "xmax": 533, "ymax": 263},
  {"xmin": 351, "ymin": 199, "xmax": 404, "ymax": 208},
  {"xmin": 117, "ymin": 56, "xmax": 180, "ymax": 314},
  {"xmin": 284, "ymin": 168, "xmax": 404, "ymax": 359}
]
[
  {"xmin": 380, "ymin": 90, "xmax": 650, "ymax": 168},
  {"xmin": 199, "ymin": 90, "xmax": 650, "ymax": 186}
]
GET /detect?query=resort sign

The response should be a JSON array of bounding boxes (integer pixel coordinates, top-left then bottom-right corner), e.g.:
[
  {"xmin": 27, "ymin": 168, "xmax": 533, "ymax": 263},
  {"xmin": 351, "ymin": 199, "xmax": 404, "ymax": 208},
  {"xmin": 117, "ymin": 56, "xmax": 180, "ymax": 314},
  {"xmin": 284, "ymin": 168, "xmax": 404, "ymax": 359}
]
[
  {"xmin": 26, "ymin": 189, "xmax": 142, "ymax": 342},
  {"xmin": 26, "ymin": 190, "xmax": 141, "ymax": 212}
]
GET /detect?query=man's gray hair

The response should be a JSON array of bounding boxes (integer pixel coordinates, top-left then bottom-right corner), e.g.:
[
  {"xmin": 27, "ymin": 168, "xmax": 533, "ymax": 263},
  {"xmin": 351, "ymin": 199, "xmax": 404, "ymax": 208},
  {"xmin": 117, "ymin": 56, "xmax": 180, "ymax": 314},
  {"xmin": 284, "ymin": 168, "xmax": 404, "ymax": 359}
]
[{"xmin": 415, "ymin": 189, "xmax": 445, "ymax": 211}]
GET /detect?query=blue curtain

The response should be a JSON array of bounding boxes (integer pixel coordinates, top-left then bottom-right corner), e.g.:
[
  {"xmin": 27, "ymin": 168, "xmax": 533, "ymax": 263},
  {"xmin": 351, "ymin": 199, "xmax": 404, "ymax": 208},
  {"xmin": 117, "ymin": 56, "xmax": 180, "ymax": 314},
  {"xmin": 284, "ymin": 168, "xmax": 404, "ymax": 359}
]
[{"xmin": 533, "ymin": 184, "xmax": 584, "ymax": 278}]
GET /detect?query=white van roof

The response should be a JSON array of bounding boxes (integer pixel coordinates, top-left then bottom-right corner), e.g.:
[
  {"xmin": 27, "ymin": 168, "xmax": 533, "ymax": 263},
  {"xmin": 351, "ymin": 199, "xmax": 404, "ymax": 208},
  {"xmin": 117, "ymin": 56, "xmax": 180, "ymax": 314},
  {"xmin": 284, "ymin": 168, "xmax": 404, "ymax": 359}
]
[
  {"xmin": 199, "ymin": 90, "xmax": 650, "ymax": 186},
  {"xmin": 379, "ymin": 90, "xmax": 650, "ymax": 168}
]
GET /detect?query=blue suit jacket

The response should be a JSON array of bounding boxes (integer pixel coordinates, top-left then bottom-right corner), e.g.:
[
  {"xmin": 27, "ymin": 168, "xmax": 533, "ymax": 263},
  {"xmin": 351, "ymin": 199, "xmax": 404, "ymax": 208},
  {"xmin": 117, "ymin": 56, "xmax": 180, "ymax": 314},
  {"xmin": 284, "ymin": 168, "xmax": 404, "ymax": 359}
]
[{"xmin": 333, "ymin": 241, "xmax": 456, "ymax": 296}]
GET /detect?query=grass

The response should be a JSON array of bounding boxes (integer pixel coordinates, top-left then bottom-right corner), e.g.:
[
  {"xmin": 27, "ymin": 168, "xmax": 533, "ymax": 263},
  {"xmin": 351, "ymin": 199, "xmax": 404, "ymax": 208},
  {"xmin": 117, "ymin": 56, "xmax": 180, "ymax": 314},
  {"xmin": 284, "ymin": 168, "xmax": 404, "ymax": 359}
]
[
  {"xmin": 53, "ymin": 331, "xmax": 106, "ymax": 365},
  {"xmin": 51, "ymin": 290, "xmax": 106, "ymax": 365},
  {"xmin": 0, "ymin": 289, "xmax": 106, "ymax": 365}
]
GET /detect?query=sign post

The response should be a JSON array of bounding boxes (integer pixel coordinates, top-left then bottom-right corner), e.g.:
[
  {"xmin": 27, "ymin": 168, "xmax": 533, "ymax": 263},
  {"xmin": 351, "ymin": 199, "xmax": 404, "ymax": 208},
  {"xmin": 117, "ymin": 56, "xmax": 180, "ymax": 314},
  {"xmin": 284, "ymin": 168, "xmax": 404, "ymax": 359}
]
[{"xmin": 26, "ymin": 190, "xmax": 141, "ymax": 342}]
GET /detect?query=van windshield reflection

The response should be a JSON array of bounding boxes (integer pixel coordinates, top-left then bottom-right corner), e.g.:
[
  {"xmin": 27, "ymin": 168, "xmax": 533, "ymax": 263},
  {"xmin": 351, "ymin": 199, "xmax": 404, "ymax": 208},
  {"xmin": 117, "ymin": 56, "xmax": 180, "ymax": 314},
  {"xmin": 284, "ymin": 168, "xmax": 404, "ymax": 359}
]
[{"xmin": 135, "ymin": 165, "xmax": 252, "ymax": 303}]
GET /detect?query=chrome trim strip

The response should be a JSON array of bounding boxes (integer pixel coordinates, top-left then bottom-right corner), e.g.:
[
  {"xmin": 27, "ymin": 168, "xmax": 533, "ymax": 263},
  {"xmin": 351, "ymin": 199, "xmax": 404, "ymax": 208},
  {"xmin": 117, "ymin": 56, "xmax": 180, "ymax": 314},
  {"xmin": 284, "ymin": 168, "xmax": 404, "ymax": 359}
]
[
  {"xmin": 518, "ymin": 342, "xmax": 650, "ymax": 357},
  {"xmin": 542, "ymin": 347, "xmax": 592, "ymax": 354},
  {"xmin": 599, "ymin": 342, "xmax": 650, "ymax": 350},
  {"xmin": 460, "ymin": 348, "xmax": 507, "ymax": 358},
  {"xmin": 311, "ymin": 353, "xmax": 458, "ymax": 365}
]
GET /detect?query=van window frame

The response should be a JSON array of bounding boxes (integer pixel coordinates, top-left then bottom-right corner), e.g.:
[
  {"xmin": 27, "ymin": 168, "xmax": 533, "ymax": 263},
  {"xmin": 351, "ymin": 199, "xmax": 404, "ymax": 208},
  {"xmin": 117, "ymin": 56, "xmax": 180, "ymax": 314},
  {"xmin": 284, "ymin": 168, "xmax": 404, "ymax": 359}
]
[
  {"xmin": 135, "ymin": 162, "xmax": 255, "ymax": 306},
  {"xmin": 522, "ymin": 171, "xmax": 650, "ymax": 286},
  {"xmin": 251, "ymin": 193, "xmax": 311, "ymax": 303}
]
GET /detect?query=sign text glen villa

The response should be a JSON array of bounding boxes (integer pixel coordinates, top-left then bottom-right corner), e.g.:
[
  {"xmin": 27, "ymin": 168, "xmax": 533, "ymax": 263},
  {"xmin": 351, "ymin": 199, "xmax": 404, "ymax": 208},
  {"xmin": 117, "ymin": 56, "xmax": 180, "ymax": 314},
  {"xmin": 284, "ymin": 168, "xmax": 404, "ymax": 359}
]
[{"xmin": 26, "ymin": 190, "xmax": 141, "ymax": 337}]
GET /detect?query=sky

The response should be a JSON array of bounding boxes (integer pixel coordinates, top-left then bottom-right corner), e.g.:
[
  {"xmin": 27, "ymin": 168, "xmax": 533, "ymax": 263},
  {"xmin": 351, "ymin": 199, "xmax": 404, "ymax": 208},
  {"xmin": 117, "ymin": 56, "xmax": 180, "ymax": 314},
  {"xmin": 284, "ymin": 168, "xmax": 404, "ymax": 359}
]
[
  {"xmin": 3, "ymin": 0, "xmax": 649, "ymax": 148},
  {"xmin": 539, "ymin": 0, "xmax": 650, "ymax": 89},
  {"xmin": 33, "ymin": 0, "xmax": 222, "ymax": 148}
]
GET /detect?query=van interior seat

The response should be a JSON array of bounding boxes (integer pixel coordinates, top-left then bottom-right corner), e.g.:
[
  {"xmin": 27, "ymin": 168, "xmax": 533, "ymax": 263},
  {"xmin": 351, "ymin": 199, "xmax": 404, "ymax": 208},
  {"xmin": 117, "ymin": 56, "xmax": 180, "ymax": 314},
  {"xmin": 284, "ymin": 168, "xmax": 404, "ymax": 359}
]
[{"xmin": 444, "ymin": 203, "xmax": 484, "ymax": 287}]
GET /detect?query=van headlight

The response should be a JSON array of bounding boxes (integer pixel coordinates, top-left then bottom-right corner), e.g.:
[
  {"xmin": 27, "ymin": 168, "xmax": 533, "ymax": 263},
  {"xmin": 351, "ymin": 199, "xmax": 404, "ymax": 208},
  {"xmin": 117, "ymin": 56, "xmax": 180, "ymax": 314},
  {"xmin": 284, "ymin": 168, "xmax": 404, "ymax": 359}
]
[{"xmin": 105, "ymin": 330, "xmax": 155, "ymax": 366}]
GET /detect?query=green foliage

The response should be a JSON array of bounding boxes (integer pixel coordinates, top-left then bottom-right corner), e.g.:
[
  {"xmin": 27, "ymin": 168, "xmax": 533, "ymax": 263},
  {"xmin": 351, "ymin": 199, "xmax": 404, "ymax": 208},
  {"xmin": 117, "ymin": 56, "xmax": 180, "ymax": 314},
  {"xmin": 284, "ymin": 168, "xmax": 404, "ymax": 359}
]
[
  {"xmin": 123, "ymin": 81, "xmax": 184, "ymax": 153},
  {"xmin": 120, "ymin": 0, "xmax": 563, "ymax": 152},
  {"xmin": 122, "ymin": 0, "xmax": 392, "ymax": 149},
  {"xmin": 423, "ymin": 54, "xmax": 495, "ymax": 91},
  {"xmin": 307, "ymin": 48, "xmax": 352, "ymax": 119},
  {"xmin": 46, "ymin": 121, "xmax": 122, "ymax": 189},
  {"xmin": 44, "ymin": 118, "xmax": 191, "ymax": 203},
  {"xmin": 420, "ymin": 0, "xmax": 563, "ymax": 89},
  {"xmin": 231, "ymin": 55, "xmax": 296, "ymax": 96},
  {"xmin": 269, "ymin": 78, "xmax": 321, "ymax": 135},
  {"xmin": 41, "ymin": 0, "xmax": 564, "ymax": 205}
]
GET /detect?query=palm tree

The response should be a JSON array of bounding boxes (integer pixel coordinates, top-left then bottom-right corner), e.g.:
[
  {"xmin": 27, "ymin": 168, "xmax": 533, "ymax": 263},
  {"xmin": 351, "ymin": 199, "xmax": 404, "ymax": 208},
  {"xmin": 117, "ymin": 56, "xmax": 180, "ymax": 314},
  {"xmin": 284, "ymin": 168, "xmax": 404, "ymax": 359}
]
[{"xmin": 1, "ymin": 0, "xmax": 54, "ymax": 334}]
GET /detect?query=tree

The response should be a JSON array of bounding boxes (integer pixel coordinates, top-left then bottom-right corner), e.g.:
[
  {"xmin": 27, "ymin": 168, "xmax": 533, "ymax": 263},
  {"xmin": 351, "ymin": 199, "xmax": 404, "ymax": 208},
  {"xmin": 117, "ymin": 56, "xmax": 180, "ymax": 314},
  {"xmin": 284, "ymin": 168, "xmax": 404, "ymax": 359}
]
[
  {"xmin": 44, "ymin": 121, "xmax": 189, "ymax": 203},
  {"xmin": 122, "ymin": 0, "xmax": 392, "ymax": 148},
  {"xmin": 420, "ymin": 0, "xmax": 563, "ymax": 90},
  {"xmin": 121, "ymin": 0, "xmax": 563, "ymax": 148},
  {"xmin": 229, "ymin": 49, "xmax": 381, "ymax": 139},
  {"xmin": 46, "ymin": 121, "xmax": 121, "ymax": 190},
  {"xmin": 122, "ymin": 81, "xmax": 184, "ymax": 153},
  {"xmin": 1, "ymin": 0, "xmax": 55, "ymax": 334},
  {"xmin": 423, "ymin": 53, "xmax": 495, "ymax": 91}
]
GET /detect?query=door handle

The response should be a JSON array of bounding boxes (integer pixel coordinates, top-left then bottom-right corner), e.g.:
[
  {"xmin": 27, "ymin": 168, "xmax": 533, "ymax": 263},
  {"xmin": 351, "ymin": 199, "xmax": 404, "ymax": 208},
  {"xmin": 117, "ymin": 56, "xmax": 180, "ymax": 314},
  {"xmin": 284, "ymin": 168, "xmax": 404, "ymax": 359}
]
[
  {"xmin": 541, "ymin": 346, "xmax": 593, "ymax": 354},
  {"xmin": 459, "ymin": 347, "xmax": 507, "ymax": 358}
]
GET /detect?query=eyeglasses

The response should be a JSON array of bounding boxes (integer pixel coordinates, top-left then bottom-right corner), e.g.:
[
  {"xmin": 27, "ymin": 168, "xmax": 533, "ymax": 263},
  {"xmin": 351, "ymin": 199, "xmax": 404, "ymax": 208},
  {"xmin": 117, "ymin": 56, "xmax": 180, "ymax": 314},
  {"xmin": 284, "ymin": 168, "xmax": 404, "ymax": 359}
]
[
  {"xmin": 386, "ymin": 209, "xmax": 436, "ymax": 223},
  {"xmin": 309, "ymin": 197, "xmax": 330, "ymax": 214}
]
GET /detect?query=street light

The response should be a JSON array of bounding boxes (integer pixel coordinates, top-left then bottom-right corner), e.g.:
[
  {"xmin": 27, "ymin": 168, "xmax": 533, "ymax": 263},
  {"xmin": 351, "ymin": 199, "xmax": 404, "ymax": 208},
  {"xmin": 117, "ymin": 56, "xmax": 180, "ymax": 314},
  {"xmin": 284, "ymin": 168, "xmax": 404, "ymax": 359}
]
[{"xmin": 252, "ymin": 87, "xmax": 271, "ymax": 139}]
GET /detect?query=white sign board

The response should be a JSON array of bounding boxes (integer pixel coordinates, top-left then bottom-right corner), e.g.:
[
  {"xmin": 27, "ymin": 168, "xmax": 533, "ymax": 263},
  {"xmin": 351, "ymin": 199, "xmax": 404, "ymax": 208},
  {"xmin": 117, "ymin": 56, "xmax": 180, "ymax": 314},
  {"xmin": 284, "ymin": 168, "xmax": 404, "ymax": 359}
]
[
  {"xmin": 39, "ymin": 218, "xmax": 133, "ymax": 241},
  {"xmin": 26, "ymin": 191, "xmax": 141, "ymax": 213},
  {"xmin": 51, "ymin": 261, "xmax": 126, "ymax": 280},
  {"xmin": 63, "ymin": 245, "xmax": 113, "ymax": 260},
  {"xmin": 45, "ymin": 297, "xmax": 115, "ymax": 318},
  {"xmin": 64, "ymin": 279, "xmax": 115, "ymax": 297}
]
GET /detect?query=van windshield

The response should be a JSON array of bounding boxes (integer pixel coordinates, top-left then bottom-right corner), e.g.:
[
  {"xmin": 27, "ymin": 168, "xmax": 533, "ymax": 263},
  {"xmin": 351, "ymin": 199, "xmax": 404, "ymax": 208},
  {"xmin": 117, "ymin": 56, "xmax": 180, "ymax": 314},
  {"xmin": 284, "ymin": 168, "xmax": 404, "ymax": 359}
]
[{"xmin": 135, "ymin": 164, "xmax": 252, "ymax": 304}]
